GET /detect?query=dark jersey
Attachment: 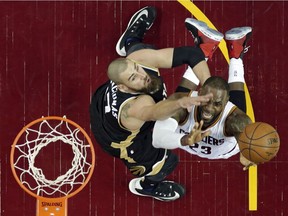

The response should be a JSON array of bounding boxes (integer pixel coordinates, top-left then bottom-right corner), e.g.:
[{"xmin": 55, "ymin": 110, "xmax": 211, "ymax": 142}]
[{"xmin": 90, "ymin": 63, "xmax": 169, "ymax": 176}]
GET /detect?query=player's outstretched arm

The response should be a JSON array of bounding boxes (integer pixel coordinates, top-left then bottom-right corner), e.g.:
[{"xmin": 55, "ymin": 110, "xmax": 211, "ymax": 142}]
[
  {"xmin": 121, "ymin": 93, "xmax": 212, "ymax": 131},
  {"xmin": 225, "ymin": 108, "xmax": 252, "ymax": 138},
  {"xmin": 131, "ymin": 93, "xmax": 212, "ymax": 121},
  {"xmin": 152, "ymin": 119, "xmax": 210, "ymax": 149},
  {"xmin": 225, "ymin": 108, "xmax": 256, "ymax": 170}
]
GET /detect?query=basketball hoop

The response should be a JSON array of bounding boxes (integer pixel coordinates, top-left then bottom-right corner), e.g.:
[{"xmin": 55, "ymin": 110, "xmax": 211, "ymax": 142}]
[{"xmin": 10, "ymin": 116, "xmax": 95, "ymax": 216}]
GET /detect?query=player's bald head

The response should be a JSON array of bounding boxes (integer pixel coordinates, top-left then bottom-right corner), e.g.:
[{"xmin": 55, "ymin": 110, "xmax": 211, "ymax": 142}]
[{"xmin": 107, "ymin": 58, "xmax": 129, "ymax": 84}]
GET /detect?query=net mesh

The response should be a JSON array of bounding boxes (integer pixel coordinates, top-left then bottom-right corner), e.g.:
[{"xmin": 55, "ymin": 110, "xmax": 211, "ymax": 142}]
[{"xmin": 12, "ymin": 117, "xmax": 94, "ymax": 197}]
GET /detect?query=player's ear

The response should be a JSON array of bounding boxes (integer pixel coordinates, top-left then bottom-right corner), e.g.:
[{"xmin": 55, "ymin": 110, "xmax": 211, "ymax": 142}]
[
  {"xmin": 198, "ymin": 87, "xmax": 203, "ymax": 95},
  {"xmin": 224, "ymin": 90, "xmax": 230, "ymax": 103},
  {"xmin": 117, "ymin": 84, "xmax": 128, "ymax": 92},
  {"xmin": 226, "ymin": 95, "xmax": 230, "ymax": 103}
]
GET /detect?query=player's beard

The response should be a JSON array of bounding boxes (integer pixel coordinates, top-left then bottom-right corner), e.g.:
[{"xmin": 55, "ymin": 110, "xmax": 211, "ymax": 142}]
[
  {"xmin": 141, "ymin": 75, "xmax": 162, "ymax": 94},
  {"xmin": 129, "ymin": 75, "xmax": 162, "ymax": 94},
  {"xmin": 198, "ymin": 106, "xmax": 219, "ymax": 127}
]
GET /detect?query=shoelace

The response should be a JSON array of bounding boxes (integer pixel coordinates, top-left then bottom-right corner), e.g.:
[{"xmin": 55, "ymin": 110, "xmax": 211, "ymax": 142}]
[
  {"xmin": 152, "ymin": 183, "xmax": 174, "ymax": 197},
  {"xmin": 243, "ymin": 45, "xmax": 250, "ymax": 54},
  {"xmin": 131, "ymin": 17, "xmax": 149, "ymax": 32}
]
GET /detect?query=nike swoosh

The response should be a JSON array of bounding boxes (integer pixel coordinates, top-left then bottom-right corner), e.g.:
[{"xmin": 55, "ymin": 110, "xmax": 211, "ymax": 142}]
[
  {"xmin": 115, "ymin": 9, "xmax": 149, "ymax": 56},
  {"xmin": 158, "ymin": 191, "xmax": 180, "ymax": 201},
  {"xmin": 170, "ymin": 191, "xmax": 180, "ymax": 200},
  {"xmin": 127, "ymin": 10, "xmax": 148, "ymax": 28}
]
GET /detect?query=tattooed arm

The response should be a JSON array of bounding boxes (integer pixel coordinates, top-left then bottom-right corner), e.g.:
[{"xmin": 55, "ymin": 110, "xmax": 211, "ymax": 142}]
[
  {"xmin": 225, "ymin": 108, "xmax": 252, "ymax": 139},
  {"xmin": 225, "ymin": 108, "xmax": 255, "ymax": 170}
]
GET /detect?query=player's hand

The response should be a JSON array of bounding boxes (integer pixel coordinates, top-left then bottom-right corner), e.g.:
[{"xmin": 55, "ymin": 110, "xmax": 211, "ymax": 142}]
[
  {"xmin": 178, "ymin": 93, "xmax": 213, "ymax": 112},
  {"xmin": 240, "ymin": 153, "xmax": 257, "ymax": 171},
  {"xmin": 180, "ymin": 120, "xmax": 211, "ymax": 146}
]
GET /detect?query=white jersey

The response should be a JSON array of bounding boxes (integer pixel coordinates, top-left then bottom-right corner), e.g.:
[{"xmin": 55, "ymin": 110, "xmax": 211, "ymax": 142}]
[{"xmin": 177, "ymin": 92, "xmax": 239, "ymax": 159}]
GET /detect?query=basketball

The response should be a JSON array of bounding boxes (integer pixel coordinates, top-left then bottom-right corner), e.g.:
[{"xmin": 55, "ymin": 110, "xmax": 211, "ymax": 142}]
[{"xmin": 238, "ymin": 122, "xmax": 280, "ymax": 164}]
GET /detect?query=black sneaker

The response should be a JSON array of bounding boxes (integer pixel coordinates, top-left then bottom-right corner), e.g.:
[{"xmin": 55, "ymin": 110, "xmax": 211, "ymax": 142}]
[
  {"xmin": 129, "ymin": 177, "xmax": 185, "ymax": 202},
  {"xmin": 116, "ymin": 6, "xmax": 157, "ymax": 56}
]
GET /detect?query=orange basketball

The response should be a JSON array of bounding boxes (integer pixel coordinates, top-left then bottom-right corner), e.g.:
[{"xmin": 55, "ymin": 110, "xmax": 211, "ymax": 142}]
[{"xmin": 238, "ymin": 122, "xmax": 280, "ymax": 164}]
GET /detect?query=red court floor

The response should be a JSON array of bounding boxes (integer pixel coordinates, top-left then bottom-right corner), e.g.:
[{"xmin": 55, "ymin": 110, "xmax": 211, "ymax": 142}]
[{"xmin": 0, "ymin": 1, "xmax": 287, "ymax": 216}]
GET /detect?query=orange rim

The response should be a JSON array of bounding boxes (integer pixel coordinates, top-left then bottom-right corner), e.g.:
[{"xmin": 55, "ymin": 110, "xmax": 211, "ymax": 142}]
[{"xmin": 10, "ymin": 116, "xmax": 95, "ymax": 200}]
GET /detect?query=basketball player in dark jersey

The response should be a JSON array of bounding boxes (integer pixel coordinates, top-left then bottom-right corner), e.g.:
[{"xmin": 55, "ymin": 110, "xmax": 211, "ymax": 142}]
[{"xmin": 90, "ymin": 6, "xmax": 218, "ymax": 201}]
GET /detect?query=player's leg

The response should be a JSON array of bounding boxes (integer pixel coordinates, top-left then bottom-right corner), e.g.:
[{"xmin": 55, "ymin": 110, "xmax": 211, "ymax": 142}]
[
  {"xmin": 115, "ymin": 6, "xmax": 157, "ymax": 57},
  {"xmin": 225, "ymin": 27, "xmax": 252, "ymax": 112},
  {"xmin": 129, "ymin": 151, "xmax": 185, "ymax": 201}
]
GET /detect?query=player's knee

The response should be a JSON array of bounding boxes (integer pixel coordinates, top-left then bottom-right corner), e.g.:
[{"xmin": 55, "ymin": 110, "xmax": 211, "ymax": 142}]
[
  {"xmin": 145, "ymin": 152, "xmax": 178, "ymax": 182},
  {"xmin": 160, "ymin": 152, "xmax": 179, "ymax": 176},
  {"xmin": 127, "ymin": 43, "xmax": 156, "ymax": 55}
]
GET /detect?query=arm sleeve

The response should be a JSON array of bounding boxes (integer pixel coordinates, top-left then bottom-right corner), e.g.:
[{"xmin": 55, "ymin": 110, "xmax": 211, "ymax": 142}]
[
  {"xmin": 152, "ymin": 118, "xmax": 185, "ymax": 149},
  {"xmin": 172, "ymin": 46, "xmax": 205, "ymax": 68},
  {"xmin": 229, "ymin": 90, "xmax": 246, "ymax": 113}
]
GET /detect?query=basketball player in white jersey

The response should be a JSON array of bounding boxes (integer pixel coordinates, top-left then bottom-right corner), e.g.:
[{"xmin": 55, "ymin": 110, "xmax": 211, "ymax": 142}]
[{"xmin": 152, "ymin": 19, "xmax": 255, "ymax": 169}]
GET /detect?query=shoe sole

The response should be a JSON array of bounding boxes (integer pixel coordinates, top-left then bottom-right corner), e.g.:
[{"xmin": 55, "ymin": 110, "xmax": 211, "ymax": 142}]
[
  {"xmin": 129, "ymin": 178, "xmax": 183, "ymax": 202},
  {"xmin": 225, "ymin": 27, "xmax": 252, "ymax": 40},
  {"xmin": 185, "ymin": 18, "xmax": 224, "ymax": 42},
  {"xmin": 116, "ymin": 6, "xmax": 156, "ymax": 56}
]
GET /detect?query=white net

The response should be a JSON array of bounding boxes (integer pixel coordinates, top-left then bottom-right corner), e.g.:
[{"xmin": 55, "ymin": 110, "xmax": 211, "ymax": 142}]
[{"xmin": 12, "ymin": 117, "xmax": 94, "ymax": 197}]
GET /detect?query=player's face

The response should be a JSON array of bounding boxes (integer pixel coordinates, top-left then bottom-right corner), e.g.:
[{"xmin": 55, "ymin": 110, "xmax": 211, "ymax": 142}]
[
  {"xmin": 198, "ymin": 86, "xmax": 229, "ymax": 125},
  {"xmin": 120, "ymin": 62, "xmax": 161, "ymax": 94}
]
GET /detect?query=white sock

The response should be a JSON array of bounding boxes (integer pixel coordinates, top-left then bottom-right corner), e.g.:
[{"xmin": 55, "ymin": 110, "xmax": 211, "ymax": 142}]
[
  {"xmin": 183, "ymin": 66, "xmax": 200, "ymax": 85},
  {"xmin": 228, "ymin": 58, "xmax": 245, "ymax": 83}
]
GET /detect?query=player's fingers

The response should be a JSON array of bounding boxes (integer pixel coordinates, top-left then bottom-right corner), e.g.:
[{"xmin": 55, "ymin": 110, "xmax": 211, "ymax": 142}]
[
  {"xmin": 198, "ymin": 94, "xmax": 212, "ymax": 105},
  {"xmin": 199, "ymin": 120, "xmax": 204, "ymax": 129},
  {"xmin": 200, "ymin": 96, "xmax": 210, "ymax": 102},
  {"xmin": 243, "ymin": 163, "xmax": 254, "ymax": 171},
  {"xmin": 204, "ymin": 93, "xmax": 213, "ymax": 99},
  {"xmin": 187, "ymin": 106, "xmax": 192, "ymax": 112},
  {"xmin": 193, "ymin": 122, "xmax": 199, "ymax": 130}
]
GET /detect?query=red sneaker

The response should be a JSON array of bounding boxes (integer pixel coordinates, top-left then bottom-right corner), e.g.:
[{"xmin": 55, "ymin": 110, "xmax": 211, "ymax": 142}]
[
  {"xmin": 225, "ymin": 27, "xmax": 252, "ymax": 59},
  {"xmin": 185, "ymin": 18, "xmax": 224, "ymax": 59}
]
